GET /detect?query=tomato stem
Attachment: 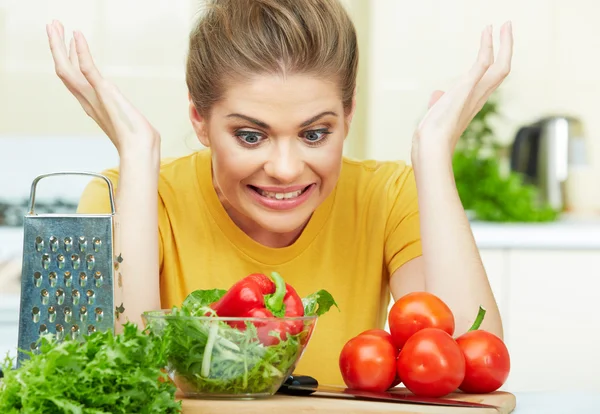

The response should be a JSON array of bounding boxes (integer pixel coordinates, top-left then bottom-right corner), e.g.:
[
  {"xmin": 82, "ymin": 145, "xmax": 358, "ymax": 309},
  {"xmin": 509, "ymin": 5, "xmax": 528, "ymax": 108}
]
[{"xmin": 467, "ymin": 306, "xmax": 486, "ymax": 331}]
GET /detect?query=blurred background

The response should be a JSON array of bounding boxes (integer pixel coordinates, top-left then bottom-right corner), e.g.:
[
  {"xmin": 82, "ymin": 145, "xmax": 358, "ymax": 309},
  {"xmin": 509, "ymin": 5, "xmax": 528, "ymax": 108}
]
[{"xmin": 1, "ymin": 0, "xmax": 600, "ymax": 394}]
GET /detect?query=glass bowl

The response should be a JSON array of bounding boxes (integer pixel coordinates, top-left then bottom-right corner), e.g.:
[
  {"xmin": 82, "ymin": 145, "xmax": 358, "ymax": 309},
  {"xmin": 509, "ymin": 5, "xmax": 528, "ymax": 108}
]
[{"xmin": 142, "ymin": 309, "xmax": 318, "ymax": 399}]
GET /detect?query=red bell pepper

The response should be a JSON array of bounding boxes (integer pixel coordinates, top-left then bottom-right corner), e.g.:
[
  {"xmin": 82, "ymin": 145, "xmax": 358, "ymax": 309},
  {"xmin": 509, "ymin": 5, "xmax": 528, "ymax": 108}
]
[
  {"xmin": 244, "ymin": 272, "xmax": 305, "ymax": 335},
  {"xmin": 209, "ymin": 275, "xmax": 264, "ymax": 318},
  {"xmin": 210, "ymin": 272, "xmax": 293, "ymax": 346}
]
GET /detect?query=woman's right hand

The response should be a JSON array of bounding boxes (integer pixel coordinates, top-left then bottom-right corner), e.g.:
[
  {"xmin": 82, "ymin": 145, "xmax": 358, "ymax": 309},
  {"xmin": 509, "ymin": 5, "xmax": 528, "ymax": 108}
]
[{"xmin": 46, "ymin": 20, "xmax": 160, "ymax": 154}]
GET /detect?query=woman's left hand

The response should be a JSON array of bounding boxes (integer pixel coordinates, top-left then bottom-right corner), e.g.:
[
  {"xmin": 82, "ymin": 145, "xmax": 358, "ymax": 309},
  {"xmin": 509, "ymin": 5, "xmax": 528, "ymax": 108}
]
[{"xmin": 411, "ymin": 21, "xmax": 513, "ymax": 162}]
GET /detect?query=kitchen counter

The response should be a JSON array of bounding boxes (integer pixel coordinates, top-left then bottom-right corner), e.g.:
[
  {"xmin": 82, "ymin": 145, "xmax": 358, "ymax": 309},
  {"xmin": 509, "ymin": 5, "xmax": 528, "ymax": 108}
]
[
  {"xmin": 470, "ymin": 214, "xmax": 600, "ymax": 249},
  {"xmin": 512, "ymin": 391, "xmax": 600, "ymax": 413},
  {"xmin": 178, "ymin": 391, "xmax": 599, "ymax": 414}
]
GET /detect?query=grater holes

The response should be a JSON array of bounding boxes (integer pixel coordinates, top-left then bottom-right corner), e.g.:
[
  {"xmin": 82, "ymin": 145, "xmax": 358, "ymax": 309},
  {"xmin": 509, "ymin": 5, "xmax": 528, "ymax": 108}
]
[
  {"xmin": 33, "ymin": 272, "xmax": 42, "ymax": 287},
  {"xmin": 95, "ymin": 307, "xmax": 103, "ymax": 322},
  {"xmin": 87, "ymin": 325, "xmax": 96, "ymax": 334},
  {"xmin": 56, "ymin": 288, "xmax": 65, "ymax": 305},
  {"xmin": 72, "ymin": 289, "xmax": 80, "ymax": 305},
  {"xmin": 42, "ymin": 254, "xmax": 50, "ymax": 270},
  {"xmin": 56, "ymin": 324, "xmax": 64, "ymax": 340},
  {"xmin": 49, "ymin": 236, "xmax": 59, "ymax": 252},
  {"xmin": 48, "ymin": 272, "xmax": 57, "ymax": 288},
  {"xmin": 35, "ymin": 236, "xmax": 44, "ymax": 252},
  {"xmin": 39, "ymin": 324, "xmax": 48, "ymax": 334},
  {"xmin": 64, "ymin": 307, "xmax": 72, "ymax": 323},
  {"xmin": 57, "ymin": 254, "xmax": 65, "ymax": 269},
  {"xmin": 79, "ymin": 272, "xmax": 87, "ymax": 287},
  {"xmin": 41, "ymin": 289, "xmax": 49, "ymax": 305},
  {"xmin": 64, "ymin": 271, "xmax": 72, "ymax": 287},
  {"xmin": 30, "ymin": 342, "xmax": 38, "ymax": 351},
  {"xmin": 32, "ymin": 307, "xmax": 40, "ymax": 323},
  {"xmin": 71, "ymin": 254, "xmax": 80, "ymax": 270},
  {"xmin": 93, "ymin": 237, "xmax": 102, "ymax": 252},
  {"xmin": 71, "ymin": 324, "xmax": 80, "ymax": 340},
  {"xmin": 86, "ymin": 255, "xmax": 95, "ymax": 270},
  {"xmin": 79, "ymin": 306, "xmax": 88, "ymax": 323},
  {"xmin": 94, "ymin": 271, "xmax": 103, "ymax": 287},
  {"xmin": 64, "ymin": 237, "xmax": 73, "ymax": 252},
  {"xmin": 86, "ymin": 290, "xmax": 95, "ymax": 305},
  {"xmin": 48, "ymin": 306, "xmax": 56, "ymax": 323},
  {"xmin": 78, "ymin": 236, "xmax": 87, "ymax": 253}
]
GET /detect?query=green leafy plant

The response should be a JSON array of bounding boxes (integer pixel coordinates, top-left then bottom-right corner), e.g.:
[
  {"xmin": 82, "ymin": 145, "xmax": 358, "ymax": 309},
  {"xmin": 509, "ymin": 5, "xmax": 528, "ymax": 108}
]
[
  {"xmin": 0, "ymin": 323, "xmax": 181, "ymax": 414},
  {"xmin": 452, "ymin": 95, "xmax": 559, "ymax": 222}
]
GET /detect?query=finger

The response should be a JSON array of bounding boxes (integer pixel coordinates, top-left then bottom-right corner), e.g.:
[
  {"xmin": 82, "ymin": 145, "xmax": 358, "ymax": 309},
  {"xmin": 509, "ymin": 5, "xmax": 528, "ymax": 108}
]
[
  {"xmin": 73, "ymin": 31, "xmax": 104, "ymax": 88},
  {"xmin": 473, "ymin": 21, "xmax": 513, "ymax": 98},
  {"xmin": 68, "ymin": 37, "xmax": 80, "ymax": 67},
  {"xmin": 464, "ymin": 21, "xmax": 514, "ymax": 123},
  {"xmin": 466, "ymin": 25, "xmax": 494, "ymax": 88},
  {"xmin": 47, "ymin": 22, "xmax": 76, "ymax": 81},
  {"xmin": 54, "ymin": 20, "xmax": 65, "ymax": 42},
  {"xmin": 427, "ymin": 90, "xmax": 445, "ymax": 109}
]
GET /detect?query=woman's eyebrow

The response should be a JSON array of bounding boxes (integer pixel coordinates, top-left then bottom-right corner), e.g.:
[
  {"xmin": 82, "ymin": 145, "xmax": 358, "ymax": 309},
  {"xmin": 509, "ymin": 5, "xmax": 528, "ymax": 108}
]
[
  {"xmin": 226, "ymin": 110, "xmax": 338, "ymax": 130},
  {"xmin": 226, "ymin": 113, "xmax": 269, "ymax": 129},
  {"xmin": 299, "ymin": 111, "xmax": 338, "ymax": 127}
]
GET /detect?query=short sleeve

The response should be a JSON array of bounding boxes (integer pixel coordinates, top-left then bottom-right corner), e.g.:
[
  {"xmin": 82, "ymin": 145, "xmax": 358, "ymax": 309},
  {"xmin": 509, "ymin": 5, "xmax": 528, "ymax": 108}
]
[
  {"xmin": 76, "ymin": 169, "xmax": 164, "ymax": 269},
  {"xmin": 384, "ymin": 165, "xmax": 422, "ymax": 275}
]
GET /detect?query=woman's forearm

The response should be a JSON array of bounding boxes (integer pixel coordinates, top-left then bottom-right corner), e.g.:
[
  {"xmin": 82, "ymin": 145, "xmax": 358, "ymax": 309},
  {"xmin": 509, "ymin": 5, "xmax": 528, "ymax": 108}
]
[
  {"xmin": 113, "ymin": 144, "xmax": 162, "ymax": 332},
  {"xmin": 413, "ymin": 148, "xmax": 503, "ymax": 338}
]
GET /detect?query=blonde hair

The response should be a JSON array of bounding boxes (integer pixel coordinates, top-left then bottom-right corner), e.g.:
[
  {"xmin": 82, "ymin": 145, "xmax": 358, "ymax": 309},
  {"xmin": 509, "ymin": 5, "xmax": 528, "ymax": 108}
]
[{"xmin": 186, "ymin": 0, "xmax": 358, "ymax": 116}]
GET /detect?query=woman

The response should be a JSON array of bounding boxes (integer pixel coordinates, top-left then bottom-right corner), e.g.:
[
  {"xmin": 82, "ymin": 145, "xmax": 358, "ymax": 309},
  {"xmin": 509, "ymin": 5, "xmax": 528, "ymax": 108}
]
[{"xmin": 46, "ymin": 0, "xmax": 513, "ymax": 385}]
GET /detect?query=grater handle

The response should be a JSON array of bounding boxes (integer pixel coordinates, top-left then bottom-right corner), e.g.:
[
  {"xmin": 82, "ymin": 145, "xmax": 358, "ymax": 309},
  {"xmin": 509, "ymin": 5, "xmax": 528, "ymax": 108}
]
[{"xmin": 28, "ymin": 171, "xmax": 116, "ymax": 215}]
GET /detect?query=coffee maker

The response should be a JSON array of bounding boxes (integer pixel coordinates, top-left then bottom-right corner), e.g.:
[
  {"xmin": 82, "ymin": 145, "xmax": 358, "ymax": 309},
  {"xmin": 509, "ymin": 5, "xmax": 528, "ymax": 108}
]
[{"xmin": 510, "ymin": 116, "xmax": 588, "ymax": 211}]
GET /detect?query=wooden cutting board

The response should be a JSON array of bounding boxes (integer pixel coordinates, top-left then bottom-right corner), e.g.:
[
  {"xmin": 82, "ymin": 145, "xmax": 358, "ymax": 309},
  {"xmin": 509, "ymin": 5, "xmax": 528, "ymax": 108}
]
[{"xmin": 180, "ymin": 388, "xmax": 516, "ymax": 414}]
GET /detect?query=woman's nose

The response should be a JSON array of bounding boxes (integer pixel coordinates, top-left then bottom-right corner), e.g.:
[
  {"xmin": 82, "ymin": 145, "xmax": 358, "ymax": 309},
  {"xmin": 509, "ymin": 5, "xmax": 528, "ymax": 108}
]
[{"xmin": 264, "ymin": 143, "xmax": 304, "ymax": 184}]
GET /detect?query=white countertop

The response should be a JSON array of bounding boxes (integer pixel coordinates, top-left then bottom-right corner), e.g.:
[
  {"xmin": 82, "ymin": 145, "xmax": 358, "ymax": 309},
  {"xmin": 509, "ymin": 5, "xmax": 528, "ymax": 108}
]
[
  {"xmin": 513, "ymin": 391, "xmax": 600, "ymax": 413},
  {"xmin": 469, "ymin": 213, "xmax": 600, "ymax": 250}
]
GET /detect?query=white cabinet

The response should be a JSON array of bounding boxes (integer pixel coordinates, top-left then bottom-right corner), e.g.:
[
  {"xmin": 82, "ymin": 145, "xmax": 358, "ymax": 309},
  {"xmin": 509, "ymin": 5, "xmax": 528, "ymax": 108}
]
[
  {"xmin": 503, "ymin": 250, "xmax": 600, "ymax": 392},
  {"xmin": 477, "ymin": 245, "xmax": 600, "ymax": 393}
]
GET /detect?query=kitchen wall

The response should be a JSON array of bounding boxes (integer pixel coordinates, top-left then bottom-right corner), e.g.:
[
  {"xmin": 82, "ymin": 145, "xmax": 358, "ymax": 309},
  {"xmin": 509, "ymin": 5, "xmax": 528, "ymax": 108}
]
[
  {"xmin": 363, "ymin": 0, "xmax": 600, "ymax": 211},
  {"xmin": 2, "ymin": 1, "xmax": 599, "ymax": 204}
]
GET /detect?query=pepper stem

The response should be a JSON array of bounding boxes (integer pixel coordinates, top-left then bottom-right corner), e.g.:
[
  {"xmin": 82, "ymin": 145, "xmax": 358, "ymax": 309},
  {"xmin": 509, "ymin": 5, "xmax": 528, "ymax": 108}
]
[
  {"xmin": 468, "ymin": 305, "xmax": 487, "ymax": 331},
  {"xmin": 265, "ymin": 272, "xmax": 286, "ymax": 314}
]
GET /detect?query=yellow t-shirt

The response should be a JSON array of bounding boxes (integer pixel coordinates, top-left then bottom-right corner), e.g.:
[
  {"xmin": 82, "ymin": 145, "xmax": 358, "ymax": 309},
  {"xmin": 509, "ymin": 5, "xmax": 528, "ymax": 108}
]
[{"xmin": 77, "ymin": 149, "xmax": 422, "ymax": 386}]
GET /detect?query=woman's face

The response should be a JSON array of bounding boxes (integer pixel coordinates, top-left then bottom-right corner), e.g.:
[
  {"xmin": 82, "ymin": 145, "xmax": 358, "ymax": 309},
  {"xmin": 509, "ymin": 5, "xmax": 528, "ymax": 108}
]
[{"xmin": 190, "ymin": 73, "xmax": 354, "ymax": 236}]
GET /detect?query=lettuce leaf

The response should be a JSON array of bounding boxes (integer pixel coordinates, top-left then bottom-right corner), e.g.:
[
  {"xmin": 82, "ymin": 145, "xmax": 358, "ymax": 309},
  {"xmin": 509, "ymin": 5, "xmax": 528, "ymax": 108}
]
[{"xmin": 0, "ymin": 323, "xmax": 181, "ymax": 413}]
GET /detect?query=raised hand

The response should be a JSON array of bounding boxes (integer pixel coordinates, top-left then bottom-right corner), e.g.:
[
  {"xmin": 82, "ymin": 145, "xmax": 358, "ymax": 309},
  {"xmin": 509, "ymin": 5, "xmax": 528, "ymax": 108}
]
[
  {"xmin": 412, "ymin": 21, "xmax": 514, "ymax": 161},
  {"xmin": 46, "ymin": 20, "xmax": 160, "ymax": 154}
]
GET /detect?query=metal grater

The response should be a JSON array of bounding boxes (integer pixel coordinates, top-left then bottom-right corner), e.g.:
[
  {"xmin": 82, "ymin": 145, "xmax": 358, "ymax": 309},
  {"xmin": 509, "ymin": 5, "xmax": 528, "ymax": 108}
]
[{"xmin": 17, "ymin": 172, "xmax": 116, "ymax": 365}]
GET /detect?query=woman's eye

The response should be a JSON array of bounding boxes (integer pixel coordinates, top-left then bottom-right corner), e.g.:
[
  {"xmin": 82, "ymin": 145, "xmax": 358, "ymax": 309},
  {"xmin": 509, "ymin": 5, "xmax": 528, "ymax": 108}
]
[
  {"xmin": 236, "ymin": 131, "xmax": 263, "ymax": 145},
  {"xmin": 303, "ymin": 129, "xmax": 330, "ymax": 142}
]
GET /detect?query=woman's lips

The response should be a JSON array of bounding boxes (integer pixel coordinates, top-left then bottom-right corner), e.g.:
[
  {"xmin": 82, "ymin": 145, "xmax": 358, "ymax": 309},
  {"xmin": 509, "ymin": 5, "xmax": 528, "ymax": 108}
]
[{"xmin": 247, "ymin": 184, "xmax": 315, "ymax": 211}]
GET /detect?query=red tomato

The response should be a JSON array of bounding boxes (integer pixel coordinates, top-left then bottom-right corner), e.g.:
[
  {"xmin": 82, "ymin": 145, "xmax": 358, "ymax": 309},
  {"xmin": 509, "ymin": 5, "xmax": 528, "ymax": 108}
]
[
  {"xmin": 456, "ymin": 330, "xmax": 511, "ymax": 394},
  {"xmin": 397, "ymin": 328, "xmax": 465, "ymax": 398},
  {"xmin": 357, "ymin": 329, "xmax": 402, "ymax": 388},
  {"xmin": 358, "ymin": 329, "xmax": 396, "ymax": 350},
  {"xmin": 339, "ymin": 334, "xmax": 397, "ymax": 392},
  {"xmin": 388, "ymin": 291, "xmax": 455, "ymax": 349}
]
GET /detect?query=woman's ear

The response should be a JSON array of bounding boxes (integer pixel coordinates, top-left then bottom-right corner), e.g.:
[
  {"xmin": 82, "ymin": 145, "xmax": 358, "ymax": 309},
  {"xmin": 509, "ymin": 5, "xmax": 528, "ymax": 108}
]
[
  {"xmin": 344, "ymin": 87, "xmax": 358, "ymax": 136},
  {"xmin": 189, "ymin": 97, "xmax": 210, "ymax": 147}
]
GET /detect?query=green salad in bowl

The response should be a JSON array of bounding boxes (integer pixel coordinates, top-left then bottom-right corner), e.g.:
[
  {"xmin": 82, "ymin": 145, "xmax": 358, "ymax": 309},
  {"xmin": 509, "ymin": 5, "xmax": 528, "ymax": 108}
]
[{"xmin": 143, "ymin": 272, "xmax": 337, "ymax": 399}]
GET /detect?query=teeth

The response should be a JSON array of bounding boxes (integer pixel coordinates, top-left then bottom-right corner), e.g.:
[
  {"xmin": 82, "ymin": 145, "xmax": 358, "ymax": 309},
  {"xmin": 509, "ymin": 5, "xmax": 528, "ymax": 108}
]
[{"xmin": 258, "ymin": 188, "xmax": 304, "ymax": 200}]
